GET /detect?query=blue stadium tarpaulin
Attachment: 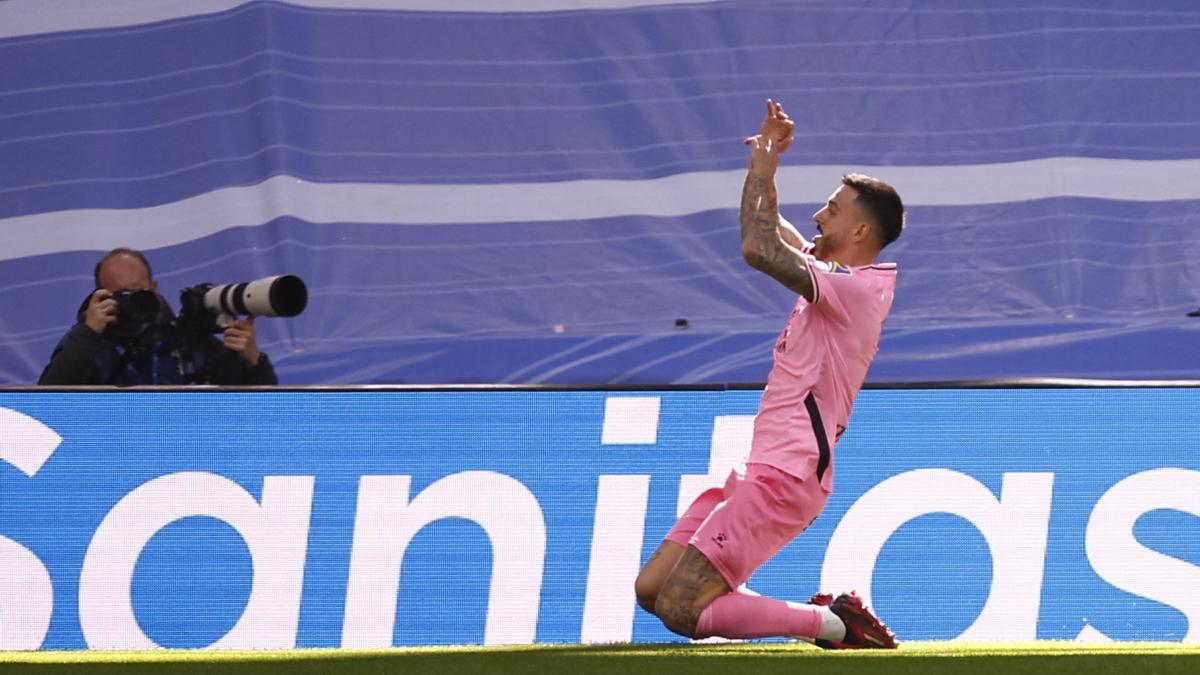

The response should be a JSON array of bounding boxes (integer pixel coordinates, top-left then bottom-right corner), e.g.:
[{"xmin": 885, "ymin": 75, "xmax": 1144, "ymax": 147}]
[{"xmin": 1, "ymin": 0, "xmax": 1198, "ymax": 384}]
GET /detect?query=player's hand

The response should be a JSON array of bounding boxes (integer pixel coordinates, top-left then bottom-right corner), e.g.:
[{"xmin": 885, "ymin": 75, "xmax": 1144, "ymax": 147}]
[
  {"xmin": 758, "ymin": 98, "xmax": 795, "ymax": 153},
  {"xmin": 223, "ymin": 315, "xmax": 262, "ymax": 366},
  {"xmin": 83, "ymin": 289, "xmax": 117, "ymax": 335},
  {"xmin": 743, "ymin": 134, "xmax": 781, "ymax": 176}
]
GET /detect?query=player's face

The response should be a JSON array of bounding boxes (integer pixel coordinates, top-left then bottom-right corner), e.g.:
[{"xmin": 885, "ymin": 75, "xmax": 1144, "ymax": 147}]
[
  {"xmin": 810, "ymin": 185, "xmax": 865, "ymax": 262},
  {"xmin": 97, "ymin": 254, "xmax": 156, "ymax": 293}
]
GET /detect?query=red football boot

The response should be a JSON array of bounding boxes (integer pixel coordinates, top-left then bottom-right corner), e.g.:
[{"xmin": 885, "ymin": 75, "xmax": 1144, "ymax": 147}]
[
  {"xmin": 810, "ymin": 591, "xmax": 898, "ymax": 650},
  {"xmin": 808, "ymin": 592, "xmax": 834, "ymax": 606}
]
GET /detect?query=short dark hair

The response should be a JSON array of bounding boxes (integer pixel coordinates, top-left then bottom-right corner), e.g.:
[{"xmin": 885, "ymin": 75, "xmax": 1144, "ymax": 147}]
[
  {"xmin": 93, "ymin": 248, "xmax": 153, "ymax": 288},
  {"xmin": 842, "ymin": 173, "xmax": 905, "ymax": 248}
]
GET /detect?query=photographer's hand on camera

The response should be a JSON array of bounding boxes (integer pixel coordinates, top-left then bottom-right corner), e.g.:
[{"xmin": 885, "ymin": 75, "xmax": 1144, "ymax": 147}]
[
  {"xmin": 84, "ymin": 290, "xmax": 118, "ymax": 335},
  {"xmin": 222, "ymin": 316, "xmax": 262, "ymax": 366}
]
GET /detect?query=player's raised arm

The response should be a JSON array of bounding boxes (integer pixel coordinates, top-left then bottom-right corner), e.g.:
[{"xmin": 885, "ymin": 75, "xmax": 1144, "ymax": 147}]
[
  {"xmin": 758, "ymin": 99, "xmax": 812, "ymax": 250},
  {"xmin": 739, "ymin": 101, "xmax": 814, "ymax": 301},
  {"xmin": 777, "ymin": 214, "xmax": 813, "ymax": 252}
]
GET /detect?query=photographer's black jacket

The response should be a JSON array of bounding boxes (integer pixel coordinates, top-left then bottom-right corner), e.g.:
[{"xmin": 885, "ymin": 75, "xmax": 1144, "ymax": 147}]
[{"xmin": 39, "ymin": 317, "xmax": 277, "ymax": 387}]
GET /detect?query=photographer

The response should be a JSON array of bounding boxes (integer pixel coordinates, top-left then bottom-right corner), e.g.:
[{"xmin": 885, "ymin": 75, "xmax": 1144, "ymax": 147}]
[{"xmin": 38, "ymin": 248, "xmax": 277, "ymax": 386}]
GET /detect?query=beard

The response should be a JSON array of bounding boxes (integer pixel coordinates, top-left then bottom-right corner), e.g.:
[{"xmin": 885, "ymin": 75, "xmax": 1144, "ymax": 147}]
[
  {"xmin": 811, "ymin": 233, "xmax": 830, "ymax": 261},
  {"xmin": 812, "ymin": 230, "xmax": 849, "ymax": 262}
]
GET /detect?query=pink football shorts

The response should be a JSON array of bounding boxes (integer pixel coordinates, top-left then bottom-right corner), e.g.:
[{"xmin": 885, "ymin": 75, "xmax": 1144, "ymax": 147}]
[{"xmin": 664, "ymin": 462, "xmax": 828, "ymax": 589}]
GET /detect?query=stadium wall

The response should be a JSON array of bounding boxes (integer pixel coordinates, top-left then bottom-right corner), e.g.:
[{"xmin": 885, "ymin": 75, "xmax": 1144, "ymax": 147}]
[{"xmin": 1, "ymin": 384, "xmax": 1197, "ymax": 649}]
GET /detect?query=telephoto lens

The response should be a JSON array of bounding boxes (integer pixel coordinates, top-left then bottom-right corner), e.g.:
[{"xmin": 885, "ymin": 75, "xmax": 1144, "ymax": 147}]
[{"xmin": 203, "ymin": 275, "xmax": 308, "ymax": 318}]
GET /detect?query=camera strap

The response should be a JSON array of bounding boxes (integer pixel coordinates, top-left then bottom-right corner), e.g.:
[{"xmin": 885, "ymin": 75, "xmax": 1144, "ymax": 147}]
[
  {"xmin": 105, "ymin": 343, "xmax": 136, "ymax": 386},
  {"xmin": 107, "ymin": 336, "xmax": 176, "ymax": 386}
]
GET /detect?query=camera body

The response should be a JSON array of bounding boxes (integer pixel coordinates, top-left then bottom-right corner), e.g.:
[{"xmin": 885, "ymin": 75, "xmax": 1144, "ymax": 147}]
[
  {"xmin": 78, "ymin": 289, "xmax": 161, "ymax": 339},
  {"xmin": 110, "ymin": 289, "xmax": 159, "ymax": 325}
]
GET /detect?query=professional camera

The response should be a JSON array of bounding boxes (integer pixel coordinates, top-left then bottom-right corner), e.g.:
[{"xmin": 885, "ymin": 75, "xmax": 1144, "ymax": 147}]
[
  {"xmin": 76, "ymin": 289, "xmax": 161, "ymax": 338},
  {"xmin": 178, "ymin": 275, "xmax": 308, "ymax": 333},
  {"xmin": 111, "ymin": 289, "xmax": 159, "ymax": 326}
]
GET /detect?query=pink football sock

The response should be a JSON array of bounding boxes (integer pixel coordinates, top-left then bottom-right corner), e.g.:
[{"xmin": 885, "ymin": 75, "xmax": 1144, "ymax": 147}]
[{"xmin": 694, "ymin": 591, "xmax": 821, "ymax": 640}]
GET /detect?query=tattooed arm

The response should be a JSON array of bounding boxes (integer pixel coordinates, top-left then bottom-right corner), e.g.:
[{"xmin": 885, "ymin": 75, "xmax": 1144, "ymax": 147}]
[
  {"xmin": 756, "ymin": 99, "xmax": 812, "ymax": 253},
  {"xmin": 739, "ymin": 135, "xmax": 815, "ymax": 301},
  {"xmin": 777, "ymin": 215, "xmax": 813, "ymax": 252}
]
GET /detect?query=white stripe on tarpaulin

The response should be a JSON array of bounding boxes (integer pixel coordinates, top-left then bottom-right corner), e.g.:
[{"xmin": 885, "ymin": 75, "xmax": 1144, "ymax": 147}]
[
  {"xmin": 0, "ymin": 157, "xmax": 1197, "ymax": 262},
  {"xmin": 0, "ymin": 0, "xmax": 724, "ymax": 40}
]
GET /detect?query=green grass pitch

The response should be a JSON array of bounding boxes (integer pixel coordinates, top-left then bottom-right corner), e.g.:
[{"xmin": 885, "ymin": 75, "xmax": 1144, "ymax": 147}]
[{"xmin": 3, "ymin": 642, "xmax": 1200, "ymax": 674}]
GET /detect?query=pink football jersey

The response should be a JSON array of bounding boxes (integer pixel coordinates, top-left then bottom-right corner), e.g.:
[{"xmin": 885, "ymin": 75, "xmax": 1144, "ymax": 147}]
[{"xmin": 749, "ymin": 256, "xmax": 897, "ymax": 492}]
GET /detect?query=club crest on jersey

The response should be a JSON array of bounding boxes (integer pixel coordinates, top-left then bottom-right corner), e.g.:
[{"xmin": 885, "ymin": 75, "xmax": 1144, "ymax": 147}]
[{"xmin": 814, "ymin": 259, "xmax": 853, "ymax": 275}]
